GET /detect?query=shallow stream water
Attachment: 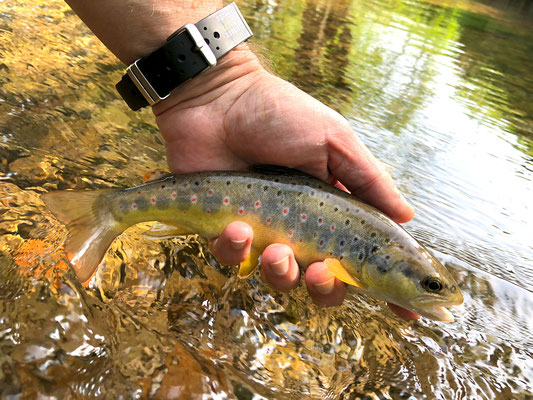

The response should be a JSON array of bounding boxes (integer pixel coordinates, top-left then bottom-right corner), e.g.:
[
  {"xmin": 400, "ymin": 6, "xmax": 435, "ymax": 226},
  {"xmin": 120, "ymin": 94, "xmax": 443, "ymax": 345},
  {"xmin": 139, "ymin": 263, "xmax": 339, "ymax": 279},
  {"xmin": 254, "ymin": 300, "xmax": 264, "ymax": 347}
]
[{"xmin": 1, "ymin": 0, "xmax": 532, "ymax": 398}]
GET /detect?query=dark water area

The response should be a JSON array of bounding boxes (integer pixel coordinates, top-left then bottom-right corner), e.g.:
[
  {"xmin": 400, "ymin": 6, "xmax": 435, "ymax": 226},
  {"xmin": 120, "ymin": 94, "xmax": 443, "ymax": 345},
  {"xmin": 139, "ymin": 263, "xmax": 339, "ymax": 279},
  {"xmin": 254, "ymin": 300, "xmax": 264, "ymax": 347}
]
[{"xmin": 1, "ymin": 0, "xmax": 532, "ymax": 398}]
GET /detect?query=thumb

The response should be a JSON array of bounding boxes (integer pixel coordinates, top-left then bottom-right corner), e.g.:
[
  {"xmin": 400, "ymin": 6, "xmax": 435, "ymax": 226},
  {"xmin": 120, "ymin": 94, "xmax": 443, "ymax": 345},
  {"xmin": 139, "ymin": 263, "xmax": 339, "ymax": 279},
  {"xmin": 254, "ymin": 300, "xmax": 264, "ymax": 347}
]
[{"xmin": 326, "ymin": 124, "xmax": 415, "ymax": 223}]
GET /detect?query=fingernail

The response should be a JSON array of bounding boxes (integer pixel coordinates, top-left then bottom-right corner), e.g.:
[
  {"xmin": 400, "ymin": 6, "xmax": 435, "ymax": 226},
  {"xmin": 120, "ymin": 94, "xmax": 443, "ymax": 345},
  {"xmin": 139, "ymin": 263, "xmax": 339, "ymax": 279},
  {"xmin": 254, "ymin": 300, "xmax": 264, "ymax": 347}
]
[
  {"xmin": 230, "ymin": 239, "xmax": 247, "ymax": 250},
  {"xmin": 270, "ymin": 256, "xmax": 289, "ymax": 276},
  {"xmin": 314, "ymin": 278, "xmax": 335, "ymax": 294}
]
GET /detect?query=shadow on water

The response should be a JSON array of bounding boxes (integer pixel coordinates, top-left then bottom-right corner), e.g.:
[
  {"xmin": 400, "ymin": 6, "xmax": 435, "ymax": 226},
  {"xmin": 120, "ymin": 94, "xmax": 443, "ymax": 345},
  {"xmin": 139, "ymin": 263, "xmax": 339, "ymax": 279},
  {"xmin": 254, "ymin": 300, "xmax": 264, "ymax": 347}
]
[{"xmin": 1, "ymin": 0, "xmax": 533, "ymax": 398}]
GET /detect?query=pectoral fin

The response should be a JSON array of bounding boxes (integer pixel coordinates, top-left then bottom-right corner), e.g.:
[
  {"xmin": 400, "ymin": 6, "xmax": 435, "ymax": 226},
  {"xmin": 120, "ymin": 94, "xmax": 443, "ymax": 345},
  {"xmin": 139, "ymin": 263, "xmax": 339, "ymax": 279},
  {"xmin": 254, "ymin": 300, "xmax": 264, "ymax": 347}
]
[
  {"xmin": 238, "ymin": 248, "xmax": 260, "ymax": 278},
  {"xmin": 143, "ymin": 223, "xmax": 191, "ymax": 240},
  {"xmin": 324, "ymin": 258, "xmax": 366, "ymax": 289}
]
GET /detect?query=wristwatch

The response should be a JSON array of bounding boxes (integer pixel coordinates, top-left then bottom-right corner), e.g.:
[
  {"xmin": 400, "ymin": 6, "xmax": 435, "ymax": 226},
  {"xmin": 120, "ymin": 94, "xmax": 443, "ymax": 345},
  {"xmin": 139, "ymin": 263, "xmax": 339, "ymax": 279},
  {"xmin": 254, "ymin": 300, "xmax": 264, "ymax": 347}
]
[{"xmin": 116, "ymin": 2, "xmax": 253, "ymax": 111}]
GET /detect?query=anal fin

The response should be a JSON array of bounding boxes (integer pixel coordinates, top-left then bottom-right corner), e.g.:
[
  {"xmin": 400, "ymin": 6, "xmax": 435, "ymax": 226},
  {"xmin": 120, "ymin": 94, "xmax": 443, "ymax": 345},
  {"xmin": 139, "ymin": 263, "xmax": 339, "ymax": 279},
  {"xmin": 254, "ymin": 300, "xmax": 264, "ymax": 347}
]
[{"xmin": 143, "ymin": 223, "xmax": 191, "ymax": 240}]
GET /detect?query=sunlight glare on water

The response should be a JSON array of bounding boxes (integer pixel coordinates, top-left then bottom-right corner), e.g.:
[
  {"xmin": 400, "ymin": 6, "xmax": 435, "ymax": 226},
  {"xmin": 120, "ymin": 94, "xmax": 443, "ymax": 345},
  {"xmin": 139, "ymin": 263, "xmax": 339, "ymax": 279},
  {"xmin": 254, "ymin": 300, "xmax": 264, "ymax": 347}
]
[{"xmin": 1, "ymin": 0, "xmax": 532, "ymax": 398}]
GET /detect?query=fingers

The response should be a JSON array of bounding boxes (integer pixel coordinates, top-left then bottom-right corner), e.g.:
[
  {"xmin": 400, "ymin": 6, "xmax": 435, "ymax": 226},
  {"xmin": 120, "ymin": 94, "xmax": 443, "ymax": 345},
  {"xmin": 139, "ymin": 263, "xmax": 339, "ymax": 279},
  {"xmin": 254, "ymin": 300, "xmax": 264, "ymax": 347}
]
[
  {"xmin": 260, "ymin": 244, "xmax": 300, "ymax": 291},
  {"xmin": 209, "ymin": 221, "xmax": 253, "ymax": 265},
  {"xmin": 304, "ymin": 262, "xmax": 346, "ymax": 307},
  {"xmin": 325, "ymin": 118, "xmax": 415, "ymax": 223},
  {"xmin": 260, "ymin": 246, "xmax": 347, "ymax": 307}
]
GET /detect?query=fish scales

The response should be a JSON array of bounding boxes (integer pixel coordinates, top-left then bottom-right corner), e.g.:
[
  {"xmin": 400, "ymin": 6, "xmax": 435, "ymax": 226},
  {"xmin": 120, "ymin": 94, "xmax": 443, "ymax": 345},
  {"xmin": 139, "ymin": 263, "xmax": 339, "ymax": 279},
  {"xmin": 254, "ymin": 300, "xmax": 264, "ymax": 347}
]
[
  {"xmin": 110, "ymin": 171, "xmax": 403, "ymax": 271},
  {"xmin": 42, "ymin": 169, "xmax": 463, "ymax": 321}
]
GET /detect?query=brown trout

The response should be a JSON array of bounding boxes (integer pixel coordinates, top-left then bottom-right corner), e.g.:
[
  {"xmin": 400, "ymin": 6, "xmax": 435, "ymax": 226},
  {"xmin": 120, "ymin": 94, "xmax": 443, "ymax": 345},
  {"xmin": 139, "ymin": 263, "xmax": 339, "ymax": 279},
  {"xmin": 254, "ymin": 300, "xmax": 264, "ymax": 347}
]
[{"xmin": 42, "ymin": 167, "xmax": 463, "ymax": 321}]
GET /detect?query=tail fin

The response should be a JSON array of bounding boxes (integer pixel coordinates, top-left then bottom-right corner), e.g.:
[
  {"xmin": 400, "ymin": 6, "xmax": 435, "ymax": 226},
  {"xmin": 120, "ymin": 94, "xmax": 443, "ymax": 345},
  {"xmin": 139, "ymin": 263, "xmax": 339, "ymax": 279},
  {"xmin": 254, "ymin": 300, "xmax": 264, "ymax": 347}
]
[{"xmin": 41, "ymin": 189, "xmax": 122, "ymax": 282}]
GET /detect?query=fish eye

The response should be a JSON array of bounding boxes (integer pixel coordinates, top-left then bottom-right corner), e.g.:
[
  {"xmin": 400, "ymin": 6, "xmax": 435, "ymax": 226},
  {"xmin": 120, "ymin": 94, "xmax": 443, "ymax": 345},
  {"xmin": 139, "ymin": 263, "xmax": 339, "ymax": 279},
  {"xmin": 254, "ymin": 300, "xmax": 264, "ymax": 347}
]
[{"xmin": 421, "ymin": 277, "xmax": 443, "ymax": 292}]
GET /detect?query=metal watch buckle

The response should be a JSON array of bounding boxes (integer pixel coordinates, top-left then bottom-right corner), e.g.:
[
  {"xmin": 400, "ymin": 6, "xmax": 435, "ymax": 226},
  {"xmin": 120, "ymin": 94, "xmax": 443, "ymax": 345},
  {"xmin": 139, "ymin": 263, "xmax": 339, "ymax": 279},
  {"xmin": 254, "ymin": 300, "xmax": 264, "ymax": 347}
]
[
  {"xmin": 126, "ymin": 59, "xmax": 168, "ymax": 105},
  {"xmin": 127, "ymin": 24, "xmax": 217, "ymax": 106}
]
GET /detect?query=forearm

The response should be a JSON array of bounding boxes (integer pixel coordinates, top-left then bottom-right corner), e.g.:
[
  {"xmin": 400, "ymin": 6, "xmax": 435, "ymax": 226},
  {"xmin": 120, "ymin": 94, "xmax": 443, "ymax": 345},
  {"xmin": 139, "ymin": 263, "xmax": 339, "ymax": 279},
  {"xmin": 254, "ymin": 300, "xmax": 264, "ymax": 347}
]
[{"xmin": 65, "ymin": 0, "xmax": 222, "ymax": 64}]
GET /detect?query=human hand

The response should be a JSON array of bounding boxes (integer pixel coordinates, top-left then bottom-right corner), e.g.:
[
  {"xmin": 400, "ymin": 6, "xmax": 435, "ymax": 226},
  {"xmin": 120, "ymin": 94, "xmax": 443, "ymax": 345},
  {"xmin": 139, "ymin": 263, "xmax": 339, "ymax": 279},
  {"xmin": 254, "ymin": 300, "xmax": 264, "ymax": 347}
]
[{"xmin": 153, "ymin": 46, "xmax": 418, "ymax": 319}]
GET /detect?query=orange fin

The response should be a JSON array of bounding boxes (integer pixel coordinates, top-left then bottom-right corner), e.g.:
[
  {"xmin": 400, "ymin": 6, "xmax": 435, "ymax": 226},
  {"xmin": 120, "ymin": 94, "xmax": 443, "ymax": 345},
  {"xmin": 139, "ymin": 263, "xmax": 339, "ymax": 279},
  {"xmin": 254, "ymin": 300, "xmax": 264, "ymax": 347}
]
[
  {"xmin": 143, "ymin": 223, "xmax": 191, "ymax": 239},
  {"xmin": 143, "ymin": 170, "xmax": 172, "ymax": 183},
  {"xmin": 238, "ymin": 248, "xmax": 260, "ymax": 278},
  {"xmin": 41, "ymin": 189, "xmax": 123, "ymax": 283},
  {"xmin": 324, "ymin": 258, "xmax": 366, "ymax": 289}
]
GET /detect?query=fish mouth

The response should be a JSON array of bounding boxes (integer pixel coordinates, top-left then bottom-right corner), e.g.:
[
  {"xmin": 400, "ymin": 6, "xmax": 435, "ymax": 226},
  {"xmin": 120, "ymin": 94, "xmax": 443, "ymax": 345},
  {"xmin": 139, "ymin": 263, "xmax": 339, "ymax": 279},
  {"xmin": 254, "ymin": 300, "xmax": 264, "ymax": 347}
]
[
  {"xmin": 418, "ymin": 305, "xmax": 455, "ymax": 322},
  {"xmin": 412, "ymin": 297, "xmax": 463, "ymax": 322}
]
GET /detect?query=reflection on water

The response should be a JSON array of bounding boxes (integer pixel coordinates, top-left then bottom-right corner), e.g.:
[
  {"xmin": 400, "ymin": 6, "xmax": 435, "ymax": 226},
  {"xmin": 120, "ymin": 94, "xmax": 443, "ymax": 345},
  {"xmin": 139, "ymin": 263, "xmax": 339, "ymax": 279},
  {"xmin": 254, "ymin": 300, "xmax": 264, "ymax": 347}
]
[{"xmin": 1, "ymin": 0, "xmax": 532, "ymax": 398}]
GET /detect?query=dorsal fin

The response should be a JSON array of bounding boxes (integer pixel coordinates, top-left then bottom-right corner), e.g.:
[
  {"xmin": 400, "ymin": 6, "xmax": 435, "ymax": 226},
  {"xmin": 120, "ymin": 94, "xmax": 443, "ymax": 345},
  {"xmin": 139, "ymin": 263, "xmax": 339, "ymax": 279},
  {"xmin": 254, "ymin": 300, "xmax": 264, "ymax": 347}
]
[{"xmin": 248, "ymin": 164, "xmax": 314, "ymax": 179}]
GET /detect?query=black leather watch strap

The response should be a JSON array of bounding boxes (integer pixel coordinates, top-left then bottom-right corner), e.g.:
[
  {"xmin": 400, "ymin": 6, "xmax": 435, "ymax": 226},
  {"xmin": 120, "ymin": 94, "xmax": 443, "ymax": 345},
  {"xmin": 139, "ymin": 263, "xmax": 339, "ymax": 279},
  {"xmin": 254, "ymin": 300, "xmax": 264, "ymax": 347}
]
[{"xmin": 116, "ymin": 2, "xmax": 253, "ymax": 111}]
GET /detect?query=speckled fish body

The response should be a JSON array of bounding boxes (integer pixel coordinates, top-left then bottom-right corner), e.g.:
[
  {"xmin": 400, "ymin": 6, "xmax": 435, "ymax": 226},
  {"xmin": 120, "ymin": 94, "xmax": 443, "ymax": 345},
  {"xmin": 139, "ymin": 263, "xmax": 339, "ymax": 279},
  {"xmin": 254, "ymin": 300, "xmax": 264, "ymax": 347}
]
[{"xmin": 42, "ymin": 168, "xmax": 463, "ymax": 321}]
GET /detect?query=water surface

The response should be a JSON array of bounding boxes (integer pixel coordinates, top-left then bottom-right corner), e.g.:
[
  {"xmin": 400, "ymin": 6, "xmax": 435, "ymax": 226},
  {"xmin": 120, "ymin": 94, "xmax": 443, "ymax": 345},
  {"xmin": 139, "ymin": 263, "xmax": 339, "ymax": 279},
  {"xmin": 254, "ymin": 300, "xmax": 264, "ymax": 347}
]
[{"xmin": 1, "ymin": 0, "xmax": 532, "ymax": 398}]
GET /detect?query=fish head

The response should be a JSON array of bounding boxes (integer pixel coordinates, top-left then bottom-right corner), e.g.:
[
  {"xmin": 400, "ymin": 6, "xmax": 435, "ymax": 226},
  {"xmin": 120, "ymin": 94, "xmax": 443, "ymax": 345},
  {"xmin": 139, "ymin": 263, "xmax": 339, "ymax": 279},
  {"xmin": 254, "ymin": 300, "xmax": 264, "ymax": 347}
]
[{"xmin": 360, "ymin": 244, "xmax": 463, "ymax": 322}]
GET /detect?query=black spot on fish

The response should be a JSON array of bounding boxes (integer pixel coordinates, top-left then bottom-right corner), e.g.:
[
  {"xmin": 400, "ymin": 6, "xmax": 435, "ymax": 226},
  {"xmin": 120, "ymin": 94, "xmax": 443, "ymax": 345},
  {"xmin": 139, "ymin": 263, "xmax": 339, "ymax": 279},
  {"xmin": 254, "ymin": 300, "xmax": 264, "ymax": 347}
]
[
  {"xmin": 358, "ymin": 252, "xmax": 364, "ymax": 261},
  {"xmin": 371, "ymin": 246, "xmax": 379, "ymax": 253},
  {"xmin": 172, "ymin": 180, "xmax": 176, "ymax": 184},
  {"xmin": 319, "ymin": 201, "xmax": 324, "ymax": 207},
  {"xmin": 370, "ymin": 232, "xmax": 376, "ymax": 238},
  {"xmin": 161, "ymin": 185, "xmax": 165, "ymax": 189},
  {"xmin": 385, "ymin": 255, "xmax": 390, "ymax": 260},
  {"xmin": 156, "ymin": 195, "xmax": 170, "ymax": 210},
  {"xmin": 369, "ymin": 255, "xmax": 391, "ymax": 274},
  {"xmin": 274, "ymin": 178, "xmax": 280, "ymax": 182},
  {"xmin": 334, "ymin": 207, "xmax": 338, "ymax": 212},
  {"xmin": 345, "ymin": 219, "xmax": 350, "ymax": 225},
  {"xmin": 195, "ymin": 181, "xmax": 200, "ymax": 186},
  {"xmin": 247, "ymin": 184, "xmax": 252, "ymax": 189},
  {"xmin": 361, "ymin": 220, "xmax": 365, "ymax": 225},
  {"xmin": 263, "ymin": 186, "xmax": 268, "ymax": 191},
  {"xmin": 339, "ymin": 256, "xmax": 344, "ymax": 260},
  {"xmin": 135, "ymin": 196, "xmax": 149, "ymax": 211},
  {"xmin": 226, "ymin": 181, "xmax": 231, "ymax": 185},
  {"xmin": 277, "ymin": 191, "xmax": 282, "ymax": 197},
  {"xmin": 399, "ymin": 263, "xmax": 416, "ymax": 279}
]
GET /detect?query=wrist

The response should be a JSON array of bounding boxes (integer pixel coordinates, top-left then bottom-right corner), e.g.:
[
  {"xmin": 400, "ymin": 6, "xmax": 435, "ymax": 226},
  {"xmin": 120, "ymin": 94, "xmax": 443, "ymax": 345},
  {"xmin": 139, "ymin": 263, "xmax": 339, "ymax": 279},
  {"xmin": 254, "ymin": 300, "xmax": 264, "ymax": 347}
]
[{"xmin": 152, "ymin": 43, "xmax": 264, "ymax": 116}]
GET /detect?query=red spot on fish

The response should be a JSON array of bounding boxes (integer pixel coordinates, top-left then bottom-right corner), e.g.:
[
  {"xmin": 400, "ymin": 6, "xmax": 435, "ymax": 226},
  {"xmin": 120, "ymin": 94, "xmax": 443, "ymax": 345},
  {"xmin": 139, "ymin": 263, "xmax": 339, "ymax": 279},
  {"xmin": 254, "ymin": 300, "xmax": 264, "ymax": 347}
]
[
  {"xmin": 132, "ymin": 204, "xmax": 137, "ymax": 209},
  {"xmin": 151, "ymin": 197, "xmax": 156, "ymax": 203},
  {"xmin": 319, "ymin": 240, "xmax": 324, "ymax": 245},
  {"xmin": 331, "ymin": 225, "xmax": 335, "ymax": 231},
  {"xmin": 207, "ymin": 210, "xmax": 211, "ymax": 214},
  {"xmin": 191, "ymin": 196, "xmax": 197, "ymax": 203},
  {"xmin": 138, "ymin": 191, "xmax": 141, "ymax": 194},
  {"xmin": 172, "ymin": 193, "xmax": 177, "ymax": 198},
  {"xmin": 255, "ymin": 201, "xmax": 260, "ymax": 208},
  {"xmin": 301, "ymin": 214, "xmax": 307, "ymax": 221},
  {"xmin": 289, "ymin": 231, "xmax": 293, "ymax": 236},
  {"xmin": 239, "ymin": 208, "xmax": 244, "ymax": 215},
  {"xmin": 283, "ymin": 208, "xmax": 288, "ymax": 214},
  {"xmin": 318, "ymin": 218, "xmax": 323, "ymax": 223},
  {"xmin": 119, "ymin": 205, "xmax": 123, "ymax": 209},
  {"xmin": 266, "ymin": 218, "xmax": 271, "ymax": 223},
  {"xmin": 313, "ymin": 233, "xmax": 317, "ymax": 238},
  {"xmin": 340, "ymin": 240, "xmax": 345, "ymax": 246},
  {"xmin": 223, "ymin": 197, "xmax": 230, "ymax": 204},
  {"xmin": 208, "ymin": 189, "xmax": 214, "ymax": 195},
  {"xmin": 299, "ymin": 239, "xmax": 303, "ymax": 242}
]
